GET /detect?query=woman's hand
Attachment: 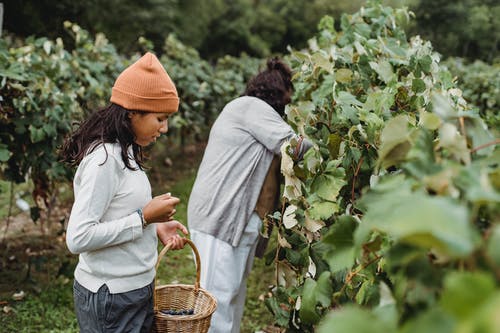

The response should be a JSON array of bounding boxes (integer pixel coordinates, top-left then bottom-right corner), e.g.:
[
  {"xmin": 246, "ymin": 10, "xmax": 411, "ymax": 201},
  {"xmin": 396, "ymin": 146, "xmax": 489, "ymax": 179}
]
[
  {"xmin": 142, "ymin": 193, "xmax": 180, "ymax": 224},
  {"xmin": 156, "ymin": 220, "xmax": 189, "ymax": 250}
]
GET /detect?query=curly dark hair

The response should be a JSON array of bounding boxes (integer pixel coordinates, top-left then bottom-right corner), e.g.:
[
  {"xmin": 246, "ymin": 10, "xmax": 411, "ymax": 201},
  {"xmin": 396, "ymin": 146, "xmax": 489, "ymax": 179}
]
[
  {"xmin": 243, "ymin": 57, "xmax": 293, "ymax": 115},
  {"xmin": 59, "ymin": 103, "xmax": 146, "ymax": 170}
]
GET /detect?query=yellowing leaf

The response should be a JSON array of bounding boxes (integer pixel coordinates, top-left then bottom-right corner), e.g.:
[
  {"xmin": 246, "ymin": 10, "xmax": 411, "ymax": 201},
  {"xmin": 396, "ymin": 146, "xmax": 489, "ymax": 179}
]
[
  {"xmin": 312, "ymin": 52, "xmax": 333, "ymax": 74},
  {"xmin": 281, "ymin": 142, "xmax": 294, "ymax": 176},
  {"xmin": 278, "ymin": 232, "xmax": 292, "ymax": 248},
  {"xmin": 283, "ymin": 176, "xmax": 302, "ymax": 200},
  {"xmin": 277, "ymin": 261, "xmax": 298, "ymax": 288},
  {"xmin": 438, "ymin": 123, "xmax": 471, "ymax": 164},
  {"xmin": 283, "ymin": 205, "xmax": 298, "ymax": 229},
  {"xmin": 281, "ymin": 142, "xmax": 303, "ymax": 200},
  {"xmin": 305, "ymin": 211, "xmax": 326, "ymax": 232},
  {"xmin": 308, "ymin": 256, "xmax": 317, "ymax": 278},
  {"xmin": 335, "ymin": 68, "xmax": 353, "ymax": 83},
  {"xmin": 419, "ymin": 110, "xmax": 441, "ymax": 130}
]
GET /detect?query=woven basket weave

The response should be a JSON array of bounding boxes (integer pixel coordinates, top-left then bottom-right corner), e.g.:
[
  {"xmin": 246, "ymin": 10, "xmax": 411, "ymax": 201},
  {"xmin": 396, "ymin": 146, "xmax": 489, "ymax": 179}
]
[{"xmin": 153, "ymin": 239, "xmax": 217, "ymax": 333}]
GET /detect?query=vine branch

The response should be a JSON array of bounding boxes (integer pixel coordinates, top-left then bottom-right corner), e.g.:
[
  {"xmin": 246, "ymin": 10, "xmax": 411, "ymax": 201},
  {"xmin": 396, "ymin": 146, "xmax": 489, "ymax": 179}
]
[
  {"xmin": 351, "ymin": 156, "xmax": 364, "ymax": 206},
  {"xmin": 471, "ymin": 139, "xmax": 500, "ymax": 153}
]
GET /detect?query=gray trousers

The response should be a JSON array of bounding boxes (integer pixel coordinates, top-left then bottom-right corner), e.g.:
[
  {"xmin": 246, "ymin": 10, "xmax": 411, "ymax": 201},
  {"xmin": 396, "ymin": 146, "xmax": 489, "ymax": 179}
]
[{"xmin": 73, "ymin": 280, "xmax": 154, "ymax": 332}]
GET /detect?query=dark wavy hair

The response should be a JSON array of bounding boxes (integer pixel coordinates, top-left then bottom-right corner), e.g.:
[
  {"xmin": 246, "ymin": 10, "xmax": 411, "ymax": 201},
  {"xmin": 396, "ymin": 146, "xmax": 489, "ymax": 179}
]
[
  {"xmin": 60, "ymin": 103, "xmax": 145, "ymax": 170},
  {"xmin": 243, "ymin": 57, "xmax": 293, "ymax": 115}
]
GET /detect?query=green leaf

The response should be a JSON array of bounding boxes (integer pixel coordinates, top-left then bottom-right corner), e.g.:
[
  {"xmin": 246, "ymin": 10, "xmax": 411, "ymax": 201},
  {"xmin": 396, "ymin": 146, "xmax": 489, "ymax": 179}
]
[
  {"xmin": 382, "ymin": 38, "xmax": 408, "ymax": 60},
  {"xmin": 454, "ymin": 161, "xmax": 500, "ymax": 204},
  {"xmin": 440, "ymin": 271, "xmax": 496, "ymax": 318},
  {"xmin": 459, "ymin": 292, "xmax": 500, "ymax": 333},
  {"xmin": 486, "ymin": 225, "xmax": 500, "ymax": 267},
  {"xmin": 336, "ymin": 91, "xmax": 363, "ymax": 107},
  {"xmin": 400, "ymin": 307, "xmax": 455, "ymax": 333},
  {"xmin": 369, "ymin": 60, "xmax": 395, "ymax": 84},
  {"xmin": 310, "ymin": 165, "xmax": 346, "ymax": 201},
  {"xmin": 285, "ymin": 247, "xmax": 307, "ymax": 267},
  {"xmin": 411, "ymin": 78, "xmax": 426, "ymax": 93},
  {"xmin": 317, "ymin": 306, "xmax": 396, "ymax": 333},
  {"xmin": 264, "ymin": 297, "xmax": 290, "ymax": 327},
  {"xmin": 432, "ymin": 93, "xmax": 457, "ymax": 121},
  {"xmin": 312, "ymin": 75, "xmax": 335, "ymax": 106},
  {"xmin": 464, "ymin": 116, "xmax": 495, "ymax": 156},
  {"xmin": 307, "ymin": 201, "xmax": 339, "ymax": 220},
  {"xmin": 363, "ymin": 88, "xmax": 395, "ymax": 116},
  {"xmin": 29, "ymin": 126, "xmax": 46, "ymax": 143},
  {"xmin": 299, "ymin": 272, "xmax": 332, "ymax": 324},
  {"xmin": 356, "ymin": 187, "xmax": 480, "ymax": 258},
  {"xmin": 356, "ymin": 280, "xmax": 380, "ymax": 306},
  {"xmin": 0, "ymin": 144, "xmax": 11, "ymax": 162},
  {"xmin": 327, "ymin": 133, "xmax": 341, "ymax": 159},
  {"xmin": 402, "ymin": 129, "xmax": 440, "ymax": 179},
  {"xmin": 418, "ymin": 55, "xmax": 432, "ymax": 74},
  {"xmin": 323, "ymin": 215, "xmax": 357, "ymax": 272},
  {"xmin": 378, "ymin": 115, "xmax": 413, "ymax": 168}
]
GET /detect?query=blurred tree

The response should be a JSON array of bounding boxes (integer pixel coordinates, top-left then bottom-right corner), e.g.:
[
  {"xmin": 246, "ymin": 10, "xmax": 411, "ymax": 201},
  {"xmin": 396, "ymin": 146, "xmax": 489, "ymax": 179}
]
[
  {"xmin": 3, "ymin": 0, "xmax": 498, "ymax": 61},
  {"xmin": 3, "ymin": 0, "xmax": 179, "ymax": 54},
  {"xmin": 410, "ymin": 0, "xmax": 499, "ymax": 61},
  {"xmin": 197, "ymin": 0, "xmax": 260, "ymax": 59},
  {"xmin": 195, "ymin": 0, "xmax": 366, "ymax": 59}
]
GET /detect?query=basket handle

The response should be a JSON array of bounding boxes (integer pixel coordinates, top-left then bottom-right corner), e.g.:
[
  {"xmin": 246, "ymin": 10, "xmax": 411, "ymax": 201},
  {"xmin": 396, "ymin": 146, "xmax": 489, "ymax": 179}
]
[{"xmin": 154, "ymin": 239, "xmax": 201, "ymax": 307}]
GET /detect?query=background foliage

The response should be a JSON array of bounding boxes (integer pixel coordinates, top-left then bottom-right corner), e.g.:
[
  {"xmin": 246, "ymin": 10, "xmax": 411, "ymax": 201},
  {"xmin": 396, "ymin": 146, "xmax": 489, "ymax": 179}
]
[
  {"xmin": 0, "ymin": 24, "xmax": 260, "ymax": 214},
  {"xmin": 4, "ymin": 0, "xmax": 498, "ymax": 62}
]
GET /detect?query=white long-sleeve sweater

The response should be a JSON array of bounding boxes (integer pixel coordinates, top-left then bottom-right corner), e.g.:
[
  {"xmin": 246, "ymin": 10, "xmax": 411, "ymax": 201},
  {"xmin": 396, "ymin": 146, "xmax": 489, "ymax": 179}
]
[{"xmin": 66, "ymin": 143, "xmax": 157, "ymax": 293}]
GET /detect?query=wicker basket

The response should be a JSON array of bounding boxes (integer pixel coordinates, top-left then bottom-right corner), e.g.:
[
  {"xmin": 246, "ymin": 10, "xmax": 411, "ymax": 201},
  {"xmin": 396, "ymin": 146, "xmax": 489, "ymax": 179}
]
[{"xmin": 153, "ymin": 239, "xmax": 217, "ymax": 333}]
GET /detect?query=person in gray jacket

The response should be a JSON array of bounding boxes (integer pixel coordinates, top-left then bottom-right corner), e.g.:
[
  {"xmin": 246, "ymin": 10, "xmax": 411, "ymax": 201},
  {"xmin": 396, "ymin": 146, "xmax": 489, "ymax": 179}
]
[{"xmin": 188, "ymin": 58, "xmax": 312, "ymax": 333}]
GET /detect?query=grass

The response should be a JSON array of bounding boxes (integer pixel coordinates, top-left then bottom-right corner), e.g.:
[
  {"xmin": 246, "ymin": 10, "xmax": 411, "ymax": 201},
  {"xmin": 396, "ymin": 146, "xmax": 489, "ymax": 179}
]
[{"xmin": 0, "ymin": 143, "xmax": 276, "ymax": 332}]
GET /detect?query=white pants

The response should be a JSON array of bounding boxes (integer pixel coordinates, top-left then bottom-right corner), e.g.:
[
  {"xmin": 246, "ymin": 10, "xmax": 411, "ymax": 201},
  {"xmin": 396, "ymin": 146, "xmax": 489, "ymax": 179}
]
[{"xmin": 190, "ymin": 212, "xmax": 262, "ymax": 333}]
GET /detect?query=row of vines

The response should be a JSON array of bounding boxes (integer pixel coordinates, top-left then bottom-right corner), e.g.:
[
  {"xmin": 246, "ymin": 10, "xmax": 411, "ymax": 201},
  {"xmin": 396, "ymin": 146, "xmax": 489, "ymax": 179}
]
[
  {"xmin": 0, "ymin": 24, "xmax": 260, "ymax": 216},
  {"xmin": 265, "ymin": 1, "xmax": 499, "ymax": 332}
]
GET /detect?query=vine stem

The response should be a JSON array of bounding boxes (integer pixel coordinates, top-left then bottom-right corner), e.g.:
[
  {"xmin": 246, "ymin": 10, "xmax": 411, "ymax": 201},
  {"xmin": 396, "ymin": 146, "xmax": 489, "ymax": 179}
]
[
  {"xmin": 470, "ymin": 139, "xmax": 500, "ymax": 153},
  {"xmin": 335, "ymin": 254, "xmax": 383, "ymax": 299},
  {"xmin": 351, "ymin": 156, "xmax": 364, "ymax": 205},
  {"xmin": 275, "ymin": 202, "xmax": 287, "ymax": 287},
  {"xmin": 2, "ymin": 182, "xmax": 14, "ymax": 243},
  {"xmin": 345, "ymin": 254, "xmax": 382, "ymax": 284},
  {"xmin": 316, "ymin": 121, "xmax": 334, "ymax": 133},
  {"xmin": 459, "ymin": 117, "xmax": 466, "ymax": 137}
]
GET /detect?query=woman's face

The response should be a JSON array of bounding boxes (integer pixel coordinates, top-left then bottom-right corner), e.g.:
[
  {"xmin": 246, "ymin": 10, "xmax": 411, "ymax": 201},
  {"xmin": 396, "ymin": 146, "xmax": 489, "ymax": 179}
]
[{"xmin": 129, "ymin": 112, "xmax": 169, "ymax": 146}]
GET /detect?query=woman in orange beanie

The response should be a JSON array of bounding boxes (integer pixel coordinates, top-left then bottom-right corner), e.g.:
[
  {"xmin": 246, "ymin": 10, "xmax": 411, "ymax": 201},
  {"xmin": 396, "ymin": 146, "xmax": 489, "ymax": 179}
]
[{"xmin": 61, "ymin": 52, "xmax": 188, "ymax": 332}]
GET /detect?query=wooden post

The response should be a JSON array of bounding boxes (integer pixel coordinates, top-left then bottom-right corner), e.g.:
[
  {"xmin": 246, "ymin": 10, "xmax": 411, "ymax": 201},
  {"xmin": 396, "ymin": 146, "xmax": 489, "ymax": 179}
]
[{"xmin": 0, "ymin": 3, "xmax": 3, "ymax": 37}]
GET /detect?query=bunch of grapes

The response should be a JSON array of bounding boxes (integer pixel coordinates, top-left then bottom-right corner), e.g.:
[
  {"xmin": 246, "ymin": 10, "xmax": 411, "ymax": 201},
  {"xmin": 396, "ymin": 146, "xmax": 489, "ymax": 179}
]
[{"xmin": 159, "ymin": 308, "xmax": 195, "ymax": 316}]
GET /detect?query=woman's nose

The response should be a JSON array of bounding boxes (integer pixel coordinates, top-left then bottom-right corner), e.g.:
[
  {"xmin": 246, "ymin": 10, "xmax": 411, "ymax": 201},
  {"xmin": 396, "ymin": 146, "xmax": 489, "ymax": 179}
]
[{"xmin": 159, "ymin": 122, "xmax": 168, "ymax": 133}]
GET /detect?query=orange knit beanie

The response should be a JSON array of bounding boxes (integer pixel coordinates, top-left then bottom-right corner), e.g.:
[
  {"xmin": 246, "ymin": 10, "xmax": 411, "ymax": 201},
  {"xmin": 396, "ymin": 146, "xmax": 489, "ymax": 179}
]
[{"xmin": 110, "ymin": 52, "xmax": 179, "ymax": 113}]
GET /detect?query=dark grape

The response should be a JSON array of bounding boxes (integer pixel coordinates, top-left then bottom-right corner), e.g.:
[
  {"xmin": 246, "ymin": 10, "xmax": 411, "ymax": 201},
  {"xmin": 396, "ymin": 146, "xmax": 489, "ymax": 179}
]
[{"xmin": 159, "ymin": 308, "xmax": 195, "ymax": 316}]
